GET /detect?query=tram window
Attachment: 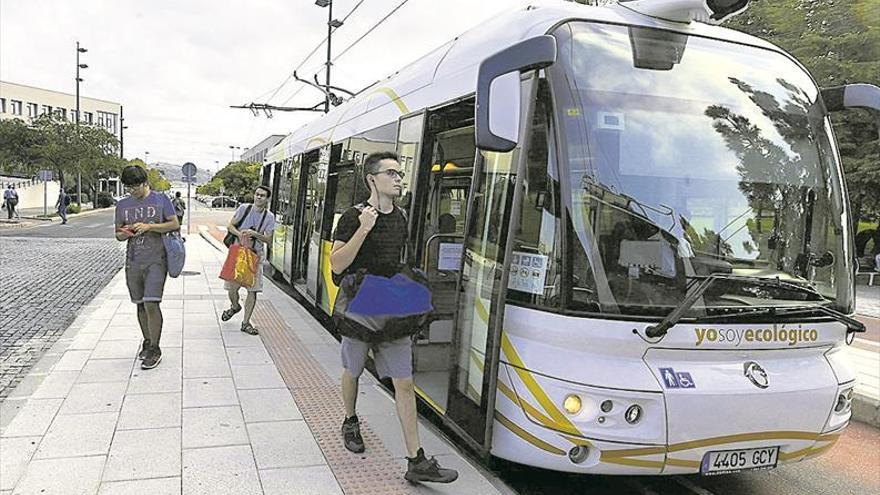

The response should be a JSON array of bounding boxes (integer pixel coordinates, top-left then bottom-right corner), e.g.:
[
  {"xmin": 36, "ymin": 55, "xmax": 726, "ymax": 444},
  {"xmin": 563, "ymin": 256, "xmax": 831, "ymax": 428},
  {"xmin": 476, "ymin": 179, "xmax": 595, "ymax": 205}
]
[{"xmin": 506, "ymin": 83, "xmax": 563, "ymax": 309}]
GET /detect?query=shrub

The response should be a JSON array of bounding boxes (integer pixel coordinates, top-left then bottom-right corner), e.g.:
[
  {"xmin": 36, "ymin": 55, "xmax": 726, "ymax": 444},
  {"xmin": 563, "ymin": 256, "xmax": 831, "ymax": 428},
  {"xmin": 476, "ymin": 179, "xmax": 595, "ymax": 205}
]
[
  {"xmin": 66, "ymin": 203, "xmax": 81, "ymax": 214},
  {"xmin": 95, "ymin": 191, "xmax": 115, "ymax": 208}
]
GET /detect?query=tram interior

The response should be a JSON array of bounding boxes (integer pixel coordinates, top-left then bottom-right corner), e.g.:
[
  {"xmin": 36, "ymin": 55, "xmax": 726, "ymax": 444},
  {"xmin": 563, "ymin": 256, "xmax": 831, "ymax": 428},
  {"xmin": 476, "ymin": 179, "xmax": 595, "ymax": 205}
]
[{"xmin": 413, "ymin": 123, "xmax": 475, "ymax": 411}]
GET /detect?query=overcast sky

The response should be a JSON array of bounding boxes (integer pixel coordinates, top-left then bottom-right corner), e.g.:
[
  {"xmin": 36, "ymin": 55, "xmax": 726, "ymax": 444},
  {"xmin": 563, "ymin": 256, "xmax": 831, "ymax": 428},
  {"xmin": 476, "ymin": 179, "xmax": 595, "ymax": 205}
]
[{"xmin": 1, "ymin": 0, "xmax": 519, "ymax": 172}]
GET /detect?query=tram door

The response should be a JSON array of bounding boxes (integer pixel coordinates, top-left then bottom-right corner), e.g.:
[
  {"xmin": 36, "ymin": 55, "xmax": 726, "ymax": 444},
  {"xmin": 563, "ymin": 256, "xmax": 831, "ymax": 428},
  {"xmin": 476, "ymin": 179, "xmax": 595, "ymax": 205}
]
[
  {"xmin": 408, "ymin": 102, "xmax": 475, "ymax": 414},
  {"xmin": 293, "ymin": 149, "xmax": 321, "ymax": 301},
  {"xmin": 283, "ymin": 156, "xmax": 302, "ymax": 283},
  {"xmin": 445, "ymin": 80, "xmax": 536, "ymax": 453}
]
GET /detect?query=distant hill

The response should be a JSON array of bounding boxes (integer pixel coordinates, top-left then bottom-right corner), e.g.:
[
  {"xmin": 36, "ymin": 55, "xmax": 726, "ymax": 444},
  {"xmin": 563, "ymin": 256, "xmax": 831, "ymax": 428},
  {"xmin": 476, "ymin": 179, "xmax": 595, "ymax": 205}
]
[{"xmin": 148, "ymin": 161, "xmax": 213, "ymax": 184}]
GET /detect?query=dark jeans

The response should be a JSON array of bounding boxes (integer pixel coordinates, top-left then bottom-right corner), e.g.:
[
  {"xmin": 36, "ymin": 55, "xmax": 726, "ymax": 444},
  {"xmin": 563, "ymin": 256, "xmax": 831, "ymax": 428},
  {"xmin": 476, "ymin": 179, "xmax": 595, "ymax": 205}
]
[
  {"xmin": 5, "ymin": 201, "xmax": 16, "ymax": 219},
  {"xmin": 58, "ymin": 206, "xmax": 67, "ymax": 223}
]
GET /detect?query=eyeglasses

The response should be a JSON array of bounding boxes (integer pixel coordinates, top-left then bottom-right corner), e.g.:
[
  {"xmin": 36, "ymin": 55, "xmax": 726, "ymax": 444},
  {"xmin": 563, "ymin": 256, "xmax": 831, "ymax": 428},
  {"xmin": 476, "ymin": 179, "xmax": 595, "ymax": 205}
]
[{"xmin": 373, "ymin": 169, "xmax": 405, "ymax": 180}]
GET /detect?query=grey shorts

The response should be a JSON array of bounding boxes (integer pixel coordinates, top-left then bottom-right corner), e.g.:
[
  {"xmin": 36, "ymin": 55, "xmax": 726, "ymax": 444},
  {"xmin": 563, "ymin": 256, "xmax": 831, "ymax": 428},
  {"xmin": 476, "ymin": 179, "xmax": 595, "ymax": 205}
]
[
  {"xmin": 126, "ymin": 262, "xmax": 168, "ymax": 304},
  {"xmin": 341, "ymin": 336, "xmax": 413, "ymax": 379}
]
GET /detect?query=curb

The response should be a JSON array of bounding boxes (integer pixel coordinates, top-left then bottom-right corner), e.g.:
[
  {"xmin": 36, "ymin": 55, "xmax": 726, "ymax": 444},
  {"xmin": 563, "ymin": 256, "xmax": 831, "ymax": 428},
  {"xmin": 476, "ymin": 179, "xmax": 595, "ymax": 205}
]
[
  {"xmin": 199, "ymin": 228, "xmax": 227, "ymax": 252},
  {"xmin": 852, "ymin": 393, "xmax": 880, "ymax": 428}
]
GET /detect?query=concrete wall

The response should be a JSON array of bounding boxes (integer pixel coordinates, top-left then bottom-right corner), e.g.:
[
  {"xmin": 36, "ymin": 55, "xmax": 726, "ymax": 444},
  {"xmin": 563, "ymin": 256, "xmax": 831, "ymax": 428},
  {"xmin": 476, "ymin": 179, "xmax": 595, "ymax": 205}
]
[{"xmin": 5, "ymin": 181, "xmax": 61, "ymax": 210}]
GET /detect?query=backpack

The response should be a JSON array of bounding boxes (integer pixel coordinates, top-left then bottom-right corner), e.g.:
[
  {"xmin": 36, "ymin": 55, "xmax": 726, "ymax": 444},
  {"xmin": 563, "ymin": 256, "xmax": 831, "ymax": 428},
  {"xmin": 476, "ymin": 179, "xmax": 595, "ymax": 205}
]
[{"xmin": 64, "ymin": 195, "xmax": 71, "ymax": 206}]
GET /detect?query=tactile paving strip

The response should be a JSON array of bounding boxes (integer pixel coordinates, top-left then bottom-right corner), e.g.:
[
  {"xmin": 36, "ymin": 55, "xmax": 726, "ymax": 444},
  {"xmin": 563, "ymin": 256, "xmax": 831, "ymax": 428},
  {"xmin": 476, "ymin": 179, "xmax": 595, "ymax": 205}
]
[{"xmin": 254, "ymin": 301, "xmax": 417, "ymax": 495}]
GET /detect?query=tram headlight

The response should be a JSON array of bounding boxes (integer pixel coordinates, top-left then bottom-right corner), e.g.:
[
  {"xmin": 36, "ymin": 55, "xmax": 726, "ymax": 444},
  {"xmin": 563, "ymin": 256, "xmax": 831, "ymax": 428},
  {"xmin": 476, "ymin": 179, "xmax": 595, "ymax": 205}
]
[
  {"xmin": 625, "ymin": 404, "xmax": 643, "ymax": 425},
  {"xmin": 563, "ymin": 394, "xmax": 582, "ymax": 415}
]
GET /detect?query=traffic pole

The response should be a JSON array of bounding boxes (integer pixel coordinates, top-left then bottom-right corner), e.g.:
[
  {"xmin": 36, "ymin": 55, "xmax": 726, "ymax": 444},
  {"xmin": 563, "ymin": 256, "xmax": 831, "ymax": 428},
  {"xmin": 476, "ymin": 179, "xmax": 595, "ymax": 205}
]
[{"xmin": 187, "ymin": 180, "xmax": 192, "ymax": 235}]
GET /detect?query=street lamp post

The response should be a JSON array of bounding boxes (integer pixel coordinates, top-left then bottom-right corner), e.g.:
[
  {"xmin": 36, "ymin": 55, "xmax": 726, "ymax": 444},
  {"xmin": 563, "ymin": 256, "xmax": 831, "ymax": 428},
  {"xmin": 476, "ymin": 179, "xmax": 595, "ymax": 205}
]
[
  {"xmin": 145, "ymin": 151, "xmax": 150, "ymax": 164},
  {"xmin": 76, "ymin": 42, "xmax": 88, "ymax": 207},
  {"xmin": 315, "ymin": 0, "xmax": 339, "ymax": 114},
  {"xmin": 229, "ymin": 145, "xmax": 241, "ymax": 162},
  {"xmin": 119, "ymin": 106, "xmax": 126, "ymax": 159}
]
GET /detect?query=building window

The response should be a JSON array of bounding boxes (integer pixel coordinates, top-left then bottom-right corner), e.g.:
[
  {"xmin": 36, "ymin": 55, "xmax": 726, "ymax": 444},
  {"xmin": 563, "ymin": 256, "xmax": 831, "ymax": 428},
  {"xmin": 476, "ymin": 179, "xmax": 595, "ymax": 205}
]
[
  {"xmin": 10, "ymin": 100, "xmax": 22, "ymax": 116},
  {"xmin": 55, "ymin": 108, "xmax": 66, "ymax": 120},
  {"xmin": 27, "ymin": 103, "xmax": 38, "ymax": 118},
  {"xmin": 40, "ymin": 105, "xmax": 52, "ymax": 115},
  {"xmin": 69, "ymin": 109, "xmax": 77, "ymax": 122},
  {"xmin": 0, "ymin": 98, "xmax": 5, "ymax": 113},
  {"xmin": 84, "ymin": 112, "xmax": 93, "ymax": 124}
]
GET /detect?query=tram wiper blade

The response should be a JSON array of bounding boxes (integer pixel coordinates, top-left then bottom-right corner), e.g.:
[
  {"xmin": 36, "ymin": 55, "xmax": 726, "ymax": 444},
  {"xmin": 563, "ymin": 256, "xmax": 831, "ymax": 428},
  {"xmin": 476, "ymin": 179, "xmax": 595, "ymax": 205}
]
[
  {"xmin": 644, "ymin": 273, "xmax": 860, "ymax": 338},
  {"xmin": 696, "ymin": 305, "xmax": 865, "ymax": 334}
]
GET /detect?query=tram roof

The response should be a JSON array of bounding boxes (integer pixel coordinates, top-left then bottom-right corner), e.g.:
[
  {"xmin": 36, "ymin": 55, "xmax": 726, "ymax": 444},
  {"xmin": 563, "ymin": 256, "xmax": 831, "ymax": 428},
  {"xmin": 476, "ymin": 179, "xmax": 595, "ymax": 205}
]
[{"xmin": 266, "ymin": 0, "xmax": 782, "ymax": 163}]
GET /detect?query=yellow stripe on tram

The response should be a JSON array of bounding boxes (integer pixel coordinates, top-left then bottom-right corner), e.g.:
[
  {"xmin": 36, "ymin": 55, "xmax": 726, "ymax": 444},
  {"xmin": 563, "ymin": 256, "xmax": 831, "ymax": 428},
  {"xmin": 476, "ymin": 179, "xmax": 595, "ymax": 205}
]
[{"xmin": 495, "ymin": 411, "xmax": 566, "ymax": 456}]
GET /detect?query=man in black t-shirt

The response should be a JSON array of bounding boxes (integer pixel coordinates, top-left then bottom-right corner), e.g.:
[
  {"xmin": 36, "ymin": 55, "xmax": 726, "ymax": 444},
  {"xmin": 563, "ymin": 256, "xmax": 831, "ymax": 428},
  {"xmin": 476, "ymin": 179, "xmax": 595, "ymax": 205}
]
[{"xmin": 330, "ymin": 151, "xmax": 457, "ymax": 484}]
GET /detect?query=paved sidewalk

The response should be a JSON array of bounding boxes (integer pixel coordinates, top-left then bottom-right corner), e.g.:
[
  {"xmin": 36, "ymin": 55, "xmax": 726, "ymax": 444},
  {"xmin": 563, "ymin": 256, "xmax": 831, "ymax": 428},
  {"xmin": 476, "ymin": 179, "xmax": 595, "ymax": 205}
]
[{"xmin": 0, "ymin": 235, "xmax": 509, "ymax": 495}]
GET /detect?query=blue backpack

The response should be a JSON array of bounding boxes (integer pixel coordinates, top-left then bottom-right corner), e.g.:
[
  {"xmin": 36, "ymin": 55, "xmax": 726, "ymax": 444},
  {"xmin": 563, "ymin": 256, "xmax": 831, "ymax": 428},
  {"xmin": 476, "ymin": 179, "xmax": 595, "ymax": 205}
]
[{"xmin": 163, "ymin": 231, "xmax": 186, "ymax": 278}]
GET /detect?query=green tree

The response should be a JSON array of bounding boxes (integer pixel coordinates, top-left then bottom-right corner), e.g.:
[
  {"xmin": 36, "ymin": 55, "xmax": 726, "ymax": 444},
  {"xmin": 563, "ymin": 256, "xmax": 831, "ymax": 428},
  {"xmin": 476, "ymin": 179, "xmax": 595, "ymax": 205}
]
[
  {"xmin": 126, "ymin": 159, "xmax": 171, "ymax": 191},
  {"xmin": 197, "ymin": 177, "xmax": 224, "ymax": 196},
  {"xmin": 727, "ymin": 0, "xmax": 880, "ymax": 226},
  {"xmin": 0, "ymin": 118, "xmax": 42, "ymax": 174},
  {"xmin": 212, "ymin": 161, "xmax": 261, "ymax": 201}
]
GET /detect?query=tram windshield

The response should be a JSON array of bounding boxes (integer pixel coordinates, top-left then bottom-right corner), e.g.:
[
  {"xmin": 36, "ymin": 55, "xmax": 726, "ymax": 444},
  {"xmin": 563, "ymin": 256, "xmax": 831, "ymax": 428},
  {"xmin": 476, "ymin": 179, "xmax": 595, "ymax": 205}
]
[{"xmin": 549, "ymin": 21, "xmax": 853, "ymax": 317}]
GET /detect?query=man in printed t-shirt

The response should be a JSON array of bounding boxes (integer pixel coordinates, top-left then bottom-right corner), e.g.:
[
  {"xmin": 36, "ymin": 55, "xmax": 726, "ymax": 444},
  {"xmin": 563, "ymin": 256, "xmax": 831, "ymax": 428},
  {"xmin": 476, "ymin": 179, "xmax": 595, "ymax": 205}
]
[
  {"xmin": 220, "ymin": 185, "xmax": 276, "ymax": 335},
  {"xmin": 115, "ymin": 165, "xmax": 180, "ymax": 370}
]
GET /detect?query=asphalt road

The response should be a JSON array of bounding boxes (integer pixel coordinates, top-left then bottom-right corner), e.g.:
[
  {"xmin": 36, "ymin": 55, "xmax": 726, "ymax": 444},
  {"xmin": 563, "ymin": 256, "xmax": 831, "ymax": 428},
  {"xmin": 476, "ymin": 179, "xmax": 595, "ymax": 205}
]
[{"xmin": 2, "ymin": 208, "xmax": 117, "ymax": 238}]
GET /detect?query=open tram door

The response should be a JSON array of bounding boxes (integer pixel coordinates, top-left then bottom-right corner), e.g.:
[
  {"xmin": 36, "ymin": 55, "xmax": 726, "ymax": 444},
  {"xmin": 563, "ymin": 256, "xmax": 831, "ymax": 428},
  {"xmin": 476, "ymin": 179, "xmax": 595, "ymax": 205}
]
[{"xmin": 431, "ymin": 36, "xmax": 557, "ymax": 455}]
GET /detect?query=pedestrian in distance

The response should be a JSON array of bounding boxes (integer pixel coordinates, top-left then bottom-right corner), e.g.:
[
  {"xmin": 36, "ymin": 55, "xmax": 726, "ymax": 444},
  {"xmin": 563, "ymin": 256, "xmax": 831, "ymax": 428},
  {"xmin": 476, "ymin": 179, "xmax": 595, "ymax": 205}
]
[
  {"xmin": 55, "ymin": 189, "xmax": 69, "ymax": 224},
  {"xmin": 330, "ymin": 151, "xmax": 458, "ymax": 484},
  {"xmin": 221, "ymin": 185, "xmax": 276, "ymax": 335},
  {"xmin": 3, "ymin": 185, "xmax": 19, "ymax": 220},
  {"xmin": 115, "ymin": 165, "xmax": 180, "ymax": 370},
  {"xmin": 172, "ymin": 191, "xmax": 186, "ymax": 225}
]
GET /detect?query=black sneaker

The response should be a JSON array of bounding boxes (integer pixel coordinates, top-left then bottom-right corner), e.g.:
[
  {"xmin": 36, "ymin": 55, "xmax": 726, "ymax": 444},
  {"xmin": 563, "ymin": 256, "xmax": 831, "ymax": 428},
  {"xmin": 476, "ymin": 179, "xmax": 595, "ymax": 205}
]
[
  {"xmin": 341, "ymin": 415, "xmax": 365, "ymax": 453},
  {"xmin": 138, "ymin": 339, "xmax": 151, "ymax": 360},
  {"xmin": 405, "ymin": 448, "xmax": 458, "ymax": 484},
  {"xmin": 141, "ymin": 348, "xmax": 162, "ymax": 370}
]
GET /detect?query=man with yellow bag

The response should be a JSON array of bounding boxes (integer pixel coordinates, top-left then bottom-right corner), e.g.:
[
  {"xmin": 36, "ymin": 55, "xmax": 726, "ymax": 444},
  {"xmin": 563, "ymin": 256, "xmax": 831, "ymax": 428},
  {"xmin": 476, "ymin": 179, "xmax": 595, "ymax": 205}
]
[{"xmin": 220, "ymin": 186, "xmax": 275, "ymax": 335}]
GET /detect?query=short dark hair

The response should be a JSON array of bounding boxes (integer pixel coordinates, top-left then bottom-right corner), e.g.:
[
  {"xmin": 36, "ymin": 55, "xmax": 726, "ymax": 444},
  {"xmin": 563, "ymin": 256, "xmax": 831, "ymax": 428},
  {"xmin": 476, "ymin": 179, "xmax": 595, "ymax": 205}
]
[
  {"xmin": 121, "ymin": 165, "xmax": 148, "ymax": 186},
  {"xmin": 175, "ymin": 191, "xmax": 181, "ymax": 198},
  {"xmin": 363, "ymin": 151, "xmax": 400, "ymax": 178},
  {"xmin": 255, "ymin": 185, "xmax": 272, "ymax": 198}
]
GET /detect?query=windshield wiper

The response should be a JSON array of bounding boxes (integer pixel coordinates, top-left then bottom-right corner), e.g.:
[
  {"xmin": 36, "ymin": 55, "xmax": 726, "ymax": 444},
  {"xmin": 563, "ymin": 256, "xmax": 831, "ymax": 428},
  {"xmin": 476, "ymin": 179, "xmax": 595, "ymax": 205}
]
[{"xmin": 644, "ymin": 273, "xmax": 865, "ymax": 338}]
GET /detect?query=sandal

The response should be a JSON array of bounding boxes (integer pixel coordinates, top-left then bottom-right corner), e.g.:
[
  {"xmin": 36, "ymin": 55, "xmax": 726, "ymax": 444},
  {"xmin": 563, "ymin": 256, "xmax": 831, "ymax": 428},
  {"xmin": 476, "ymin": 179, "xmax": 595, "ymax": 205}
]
[
  {"xmin": 241, "ymin": 322, "xmax": 259, "ymax": 335},
  {"xmin": 221, "ymin": 305, "xmax": 242, "ymax": 321}
]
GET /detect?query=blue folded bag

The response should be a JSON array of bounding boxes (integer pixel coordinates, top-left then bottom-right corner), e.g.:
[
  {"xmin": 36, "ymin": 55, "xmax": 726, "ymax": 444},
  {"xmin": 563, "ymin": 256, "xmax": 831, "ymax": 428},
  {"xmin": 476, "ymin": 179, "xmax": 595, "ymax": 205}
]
[
  {"xmin": 333, "ymin": 268, "xmax": 434, "ymax": 343},
  {"xmin": 348, "ymin": 274, "xmax": 433, "ymax": 316}
]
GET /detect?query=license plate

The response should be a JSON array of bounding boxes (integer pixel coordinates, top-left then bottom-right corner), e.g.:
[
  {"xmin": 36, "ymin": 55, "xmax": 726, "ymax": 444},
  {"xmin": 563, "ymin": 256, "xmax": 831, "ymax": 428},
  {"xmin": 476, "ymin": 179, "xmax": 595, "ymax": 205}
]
[{"xmin": 701, "ymin": 446, "xmax": 779, "ymax": 475}]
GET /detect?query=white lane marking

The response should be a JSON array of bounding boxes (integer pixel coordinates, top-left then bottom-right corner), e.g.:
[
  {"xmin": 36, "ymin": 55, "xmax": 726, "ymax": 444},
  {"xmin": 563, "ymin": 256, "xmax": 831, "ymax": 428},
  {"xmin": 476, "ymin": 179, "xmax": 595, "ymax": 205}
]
[{"xmin": 674, "ymin": 476, "xmax": 717, "ymax": 495}]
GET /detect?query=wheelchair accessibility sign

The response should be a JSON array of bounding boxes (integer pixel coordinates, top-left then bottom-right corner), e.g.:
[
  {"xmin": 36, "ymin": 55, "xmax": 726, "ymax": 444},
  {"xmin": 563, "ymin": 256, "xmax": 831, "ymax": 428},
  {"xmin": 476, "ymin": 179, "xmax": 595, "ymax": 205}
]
[{"xmin": 659, "ymin": 368, "xmax": 696, "ymax": 389}]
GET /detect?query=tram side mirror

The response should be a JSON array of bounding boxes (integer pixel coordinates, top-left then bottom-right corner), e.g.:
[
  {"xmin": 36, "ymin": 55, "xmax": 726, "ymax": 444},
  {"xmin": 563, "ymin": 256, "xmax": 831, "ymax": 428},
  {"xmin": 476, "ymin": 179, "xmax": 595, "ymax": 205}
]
[
  {"xmin": 476, "ymin": 35, "xmax": 557, "ymax": 152},
  {"xmin": 821, "ymin": 84, "xmax": 880, "ymax": 139}
]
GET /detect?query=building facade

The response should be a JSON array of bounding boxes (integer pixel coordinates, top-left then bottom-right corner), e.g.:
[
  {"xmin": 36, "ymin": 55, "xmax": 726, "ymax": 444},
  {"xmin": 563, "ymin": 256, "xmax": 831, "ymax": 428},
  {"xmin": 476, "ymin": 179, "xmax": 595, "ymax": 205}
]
[
  {"xmin": 241, "ymin": 135, "xmax": 285, "ymax": 165},
  {"xmin": 0, "ymin": 81, "xmax": 122, "ymax": 136},
  {"xmin": 0, "ymin": 81, "xmax": 124, "ymax": 197}
]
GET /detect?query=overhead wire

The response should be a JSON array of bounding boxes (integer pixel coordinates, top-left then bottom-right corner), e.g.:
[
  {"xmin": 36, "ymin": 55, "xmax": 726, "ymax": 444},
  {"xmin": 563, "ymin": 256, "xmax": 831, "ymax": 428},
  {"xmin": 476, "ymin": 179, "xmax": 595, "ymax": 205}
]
[
  {"xmin": 260, "ymin": 0, "xmax": 371, "ymax": 106},
  {"xmin": 280, "ymin": 0, "xmax": 414, "ymax": 107},
  {"xmin": 332, "ymin": 0, "xmax": 412, "ymax": 63}
]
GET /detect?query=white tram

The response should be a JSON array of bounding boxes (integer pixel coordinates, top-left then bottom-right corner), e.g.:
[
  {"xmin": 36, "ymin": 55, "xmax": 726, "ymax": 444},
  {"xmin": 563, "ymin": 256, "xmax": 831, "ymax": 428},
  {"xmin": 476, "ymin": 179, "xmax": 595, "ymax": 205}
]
[{"xmin": 261, "ymin": 0, "xmax": 880, "ymax": 475}]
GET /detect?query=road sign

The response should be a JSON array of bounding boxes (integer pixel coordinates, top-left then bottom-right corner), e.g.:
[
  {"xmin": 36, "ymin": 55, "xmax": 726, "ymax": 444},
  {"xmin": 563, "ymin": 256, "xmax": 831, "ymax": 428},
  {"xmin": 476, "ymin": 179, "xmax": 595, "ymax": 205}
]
[
  {"xmin": 182, "ymin": 162, "xmax": 197, "ymax": 178},
  {"xmin": 39, "ymin": 170, "xmax": 54, "ymax": 181}
]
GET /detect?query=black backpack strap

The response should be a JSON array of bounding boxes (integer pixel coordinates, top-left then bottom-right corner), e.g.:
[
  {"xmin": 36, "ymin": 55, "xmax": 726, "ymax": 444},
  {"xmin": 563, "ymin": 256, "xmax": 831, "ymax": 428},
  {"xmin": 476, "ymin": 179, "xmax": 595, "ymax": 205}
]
[{"xmin": 234, "ymin": 204, "xmax": 253, "ymax": 229}]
